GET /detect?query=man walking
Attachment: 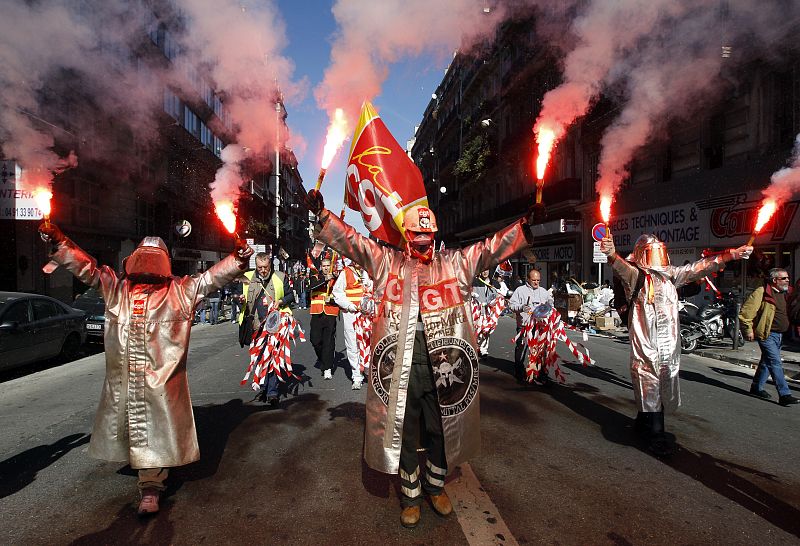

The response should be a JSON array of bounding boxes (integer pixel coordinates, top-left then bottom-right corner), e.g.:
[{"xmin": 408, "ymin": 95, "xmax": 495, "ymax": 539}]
[
  {"xmin": 333, "ymin": 259, "xmax": 371, "ymax": 389},
  {"xmin": 309, "ymin": 256, "xmax": 339, "ymax": 380},
  {"xmin": 239, "ymin": 252, "xmax": 294, "ymax": 405},
  {"xmin": 740, "ymin": 268, "xmax": 800, "ymax": 406},
  {"xmin": 508, "ymin": 269, "xmax": 554, "ymax": 383}
]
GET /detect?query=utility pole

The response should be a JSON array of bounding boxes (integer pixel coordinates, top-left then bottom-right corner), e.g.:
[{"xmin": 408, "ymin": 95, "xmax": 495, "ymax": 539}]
[{"xmin": 274, "ymin": 98, "xmax": 282, "ymax": 242}]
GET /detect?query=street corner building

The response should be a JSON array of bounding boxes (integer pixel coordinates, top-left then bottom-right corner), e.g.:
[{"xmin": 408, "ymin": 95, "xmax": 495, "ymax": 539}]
[
  {"xmin": 47, "ymin": 235, "xmax": 246, "ymax": 468},
  {"xmin": 313, "ymin": 208, "xmax": 530, "ymax": 474}
]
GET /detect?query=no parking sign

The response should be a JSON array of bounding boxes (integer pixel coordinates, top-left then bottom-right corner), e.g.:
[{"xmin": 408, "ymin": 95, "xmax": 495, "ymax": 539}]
[{"xmin": 591, "ymin": 223, "xmax": 608, "ymax": 242}]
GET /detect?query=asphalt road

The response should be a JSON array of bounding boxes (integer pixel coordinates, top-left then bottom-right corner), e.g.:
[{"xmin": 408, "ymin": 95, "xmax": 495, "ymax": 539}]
[{"xmin": 1, "ymin": 311, "xmax": 799, "ymax": 545}]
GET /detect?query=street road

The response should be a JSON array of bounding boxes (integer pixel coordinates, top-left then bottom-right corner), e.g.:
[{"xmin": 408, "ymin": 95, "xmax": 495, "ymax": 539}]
[{"xmin": 1, "ymin": 311, "xmax": 799, "ymax": 545}]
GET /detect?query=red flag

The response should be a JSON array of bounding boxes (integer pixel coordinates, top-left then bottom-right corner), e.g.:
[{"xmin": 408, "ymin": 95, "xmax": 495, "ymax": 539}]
[
  {"xmin": 345, "ymin": 101, "xmax": 429, "ymax": 247},
  {"xmin": 306, "ymin": 251, "xmax": 319, "ymax": 275}
]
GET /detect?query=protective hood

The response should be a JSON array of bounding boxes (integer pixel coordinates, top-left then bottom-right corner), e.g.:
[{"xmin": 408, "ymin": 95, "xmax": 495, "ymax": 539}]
[
  {"xmin": 632, "ymin": 234, "xmax": 670, "ymax": 271},
  {"xmin": 125, "ymin": 236, "xmax": 172, "ymax": 278}
]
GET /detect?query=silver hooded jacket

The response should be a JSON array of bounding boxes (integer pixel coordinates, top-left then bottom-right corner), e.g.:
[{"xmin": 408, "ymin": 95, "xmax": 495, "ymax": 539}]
[
  {"xmin": 49, "ymin": 237, "xmax": 247, "ymax": 468},
  {"xmin": 611, "ymin": 254, "xmax": 729, "ymax": 413},
  {"xmin": 315, "ymin": 210, "xmax": 531, "ymax": 474}
]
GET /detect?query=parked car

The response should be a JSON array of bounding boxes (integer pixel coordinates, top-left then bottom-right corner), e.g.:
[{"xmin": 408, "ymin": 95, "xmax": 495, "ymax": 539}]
[
  {"xmin": 72, "ymin": 287, "xmax": 105, "ymax": 341},
  {"xmin": 0, "ymin": 292, "xmax": 87, "ymax": 371}
]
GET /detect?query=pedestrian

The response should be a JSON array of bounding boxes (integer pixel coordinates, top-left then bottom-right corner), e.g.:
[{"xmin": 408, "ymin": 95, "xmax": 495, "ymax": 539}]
[
  {"xmin": 304, "ymin": 189, "xmax": 532, "ymax": 528},
  {"xmin": 38, "ymin": 221, "xmax": 252, "ymax": 516},
  {"xmin": 508, "ymin": 268, "xmax": 554, "ymax": 383},
  {"xmin": 332, "ymin": 259, "xmax": 372, "ymax": 389},
  {"xmin": 298, "ymin": 272, "xmax": 308, "ymax": 309},
  {"xmin": 229, "ymin": 279, "xmax": 243, "ymax": 323},
  {"xmin": 207, "ymin": 289, "xmax": 221, "ymax": 324},
  {"xmin": 600, "ymin": 233, "xmax": 752, "ymax": 457},
  {"xmin": 471, "ymin": 269, "xmax": 496, "ymax": 357},
  {"xmin": 739, "ymin": 268, "xmax": 800, "ymax": 406},
  {"xmin": 239, "ymin": 252, "xmax": 294, "ymax": 406},
  {"xmin": 309, "ymin": 256, "xmax": 338, "ymax": 380}
]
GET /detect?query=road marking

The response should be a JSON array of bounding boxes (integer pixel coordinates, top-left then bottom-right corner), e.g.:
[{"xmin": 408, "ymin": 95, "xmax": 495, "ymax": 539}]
[{"xmin": 445, "ymin": 463, "xmax": 519, "ymax": 546}]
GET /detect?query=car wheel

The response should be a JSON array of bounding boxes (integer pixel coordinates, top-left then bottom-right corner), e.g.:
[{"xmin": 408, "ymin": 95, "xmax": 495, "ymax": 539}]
[{"xmin": 60, "ymin": 333, "xmax": 82, "ymax": 360}]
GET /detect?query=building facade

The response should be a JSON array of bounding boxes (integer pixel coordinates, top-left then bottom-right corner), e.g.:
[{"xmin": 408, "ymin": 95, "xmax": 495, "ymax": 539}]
[
  {"xmin": 0, "ymin": 1, "xmax": 308, "ymax": 302},
  {"xmin": 412, "ymin": 16, "xmax": 800, "ymax": 302}
]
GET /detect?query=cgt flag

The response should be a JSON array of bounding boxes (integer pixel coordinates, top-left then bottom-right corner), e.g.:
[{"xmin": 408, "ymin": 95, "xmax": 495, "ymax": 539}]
[{"xmin": 345, "ymin": 101, "xmax": 428, "ymax": 247}]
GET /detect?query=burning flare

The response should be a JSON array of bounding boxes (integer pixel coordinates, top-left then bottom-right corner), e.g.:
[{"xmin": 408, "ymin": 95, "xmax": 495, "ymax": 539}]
[
  {"xmin": 535, "ymin": 126, "xmax": 557, "ymax": 181},
  {"xmin": 33, "ymin": 188, "xmax": 53, "ymax": 218},
  {"xmin": 321, "ymin": 108, "xmax": 349, "ymax": 170},
  {"xmin": 599, "ymin": 195, "xmax": 612, "ymax": 224},
  {"xmin": 746, "ymin": 198, "xmax": 778, "ymax": 246},
  {"xmin": 215, "ymin": 201, "xmax": 237, "ymax": 234},
  {"xmin": 753, "ymin": 199, "xmax": 777, "ymax": 234}
]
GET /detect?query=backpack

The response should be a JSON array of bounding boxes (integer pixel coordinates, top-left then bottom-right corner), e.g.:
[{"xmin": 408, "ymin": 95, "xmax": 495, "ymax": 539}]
[{"xmin": 612, "ymin": 264, "xmax": 646, "ymax": 326}]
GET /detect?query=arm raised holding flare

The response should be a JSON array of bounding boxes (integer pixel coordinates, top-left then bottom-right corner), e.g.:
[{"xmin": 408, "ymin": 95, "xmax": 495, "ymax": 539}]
[
  {"xmin": 35, "ymin": 220, "xmax": 250, "ymax": 516},
  {"xmin": 302, "ymin": 186, "xmax": 535, "ymax": 527},
  {"xmin": 598, "ymin": 232, "xmax": 753, "ymax": 458}
]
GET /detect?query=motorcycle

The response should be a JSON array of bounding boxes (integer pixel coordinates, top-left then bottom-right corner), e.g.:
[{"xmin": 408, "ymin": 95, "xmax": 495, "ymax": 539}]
[{"xmin": 679, "ymin": 292, "xmax": 743, "ymax": 353}]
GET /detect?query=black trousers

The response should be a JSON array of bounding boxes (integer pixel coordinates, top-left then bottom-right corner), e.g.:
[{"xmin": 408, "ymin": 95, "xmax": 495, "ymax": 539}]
[
  {"xmin": 399, "ymin": 330, "xmax": 447, "ymax": 507},
  {"xmin": 310, "ymin": 313, "xmax": 337, "ymax": 373}
]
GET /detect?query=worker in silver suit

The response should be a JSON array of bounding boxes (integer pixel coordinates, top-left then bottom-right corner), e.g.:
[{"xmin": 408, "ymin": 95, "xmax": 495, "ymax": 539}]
[
  {"xmin": 600, "ymin": 233, "xmax": 751, "ymax": 457},
  {"xmin": 39, "ymin": 221, "xmax": 252, "ymax": 516}
]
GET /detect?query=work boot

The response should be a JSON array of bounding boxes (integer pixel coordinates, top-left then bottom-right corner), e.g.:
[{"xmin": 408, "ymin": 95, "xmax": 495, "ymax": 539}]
[
  {"xmin": 429, "ymin": 491, "xmax": 453, "ymax": 517},
  {"xmin": 137, "ymin": 488, "xmax": 160, "ymax": 516},
  {"xmin": 633, "ymin": 412, "xmax": 650, "ymax": 438},
  {"xmin": 267, "ymin": 395, "xmax": 279, "ymax": 408},
  {"xmin": 400, "ymin": 505, "xmax": 420, "ymax": 528}
]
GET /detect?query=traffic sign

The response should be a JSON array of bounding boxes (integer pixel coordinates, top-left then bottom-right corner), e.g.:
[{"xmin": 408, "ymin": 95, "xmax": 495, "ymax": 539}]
[
  {"xmin": 591, "ymin": 222, "xmax": 608, "ymax": 242},
  {"xmin": 593, "ymin": 241, "xmax": 608, "ymax": 263}
]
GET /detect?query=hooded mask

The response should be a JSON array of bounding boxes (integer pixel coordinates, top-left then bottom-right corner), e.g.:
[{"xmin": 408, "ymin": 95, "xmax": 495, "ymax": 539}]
[
  {"xmin": 124, "ymin": 236, "xmax": 172, "ymax": 279},
  {"xmin": 632, "ymin": 234, "xmax": 670, "ymax": 271}
]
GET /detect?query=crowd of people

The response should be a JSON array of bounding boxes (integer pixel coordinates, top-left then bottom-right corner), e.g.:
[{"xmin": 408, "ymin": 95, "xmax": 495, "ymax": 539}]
[{"xmin": 36, "ymin": 195, "xmax": 792, "ymax": 527}]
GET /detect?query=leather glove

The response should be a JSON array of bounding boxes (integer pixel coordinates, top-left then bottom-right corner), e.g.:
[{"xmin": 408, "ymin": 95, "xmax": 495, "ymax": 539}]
[
  {"xmin": 599, "ymin": 235, "xmax": 615, "ymax": 257},
  {"xmin": 730, "ymin": 245, "xmax": 753, "ymax": 260},
  {"xmin": 304, "ymin": 189, "xmax": 324, "ymax": 216},
  {"xmin": 38, "ymin": 221, "xmax": 66, "ymax": 244},
  {"xmin": 527, "ymin": 203, "xmax": 547, "ymax": 226}
]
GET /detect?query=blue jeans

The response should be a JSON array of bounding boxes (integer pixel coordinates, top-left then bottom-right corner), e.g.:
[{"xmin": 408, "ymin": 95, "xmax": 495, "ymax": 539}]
[
  {"xmin": 754, "ymin": 332, "xmax": 791, "ymax": 396},
  {"xmin": 260, "ymin": 372, "xmax": 279, "ymax": 397},
  {"xmin": 208, "ymin": 300, "xmax": 220, "ymax": 324}
]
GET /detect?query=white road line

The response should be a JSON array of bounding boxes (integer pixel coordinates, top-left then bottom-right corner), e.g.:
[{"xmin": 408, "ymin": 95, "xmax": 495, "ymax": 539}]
[{"xmin": 445, "ymin": 463, "xmax": 519, "ymax": 546}]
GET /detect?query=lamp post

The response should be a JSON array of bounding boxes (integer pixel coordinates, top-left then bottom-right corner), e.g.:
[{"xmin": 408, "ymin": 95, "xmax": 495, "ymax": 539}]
[{"xmin": 274, "ymin": 99, "xmax": 282, "ymax": 242}]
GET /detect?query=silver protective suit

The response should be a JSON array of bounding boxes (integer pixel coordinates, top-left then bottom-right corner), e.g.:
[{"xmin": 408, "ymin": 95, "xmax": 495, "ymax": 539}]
[
  {"xmin": 49, "ymin": 237, "xmax": 247, "ymax": 468},
  {"xmin": 315, "ymin": 210, "xmax": 531, "ymax": 474},
  {"xmin": 612, "ymin": 240, "xmax": 729, "ymax": 413}
]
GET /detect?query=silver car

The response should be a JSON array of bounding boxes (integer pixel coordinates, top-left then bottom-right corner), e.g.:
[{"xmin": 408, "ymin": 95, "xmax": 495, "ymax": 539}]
[{"xmin": 0, "ymin": 292, "xmax": 87, "ymax": 371}]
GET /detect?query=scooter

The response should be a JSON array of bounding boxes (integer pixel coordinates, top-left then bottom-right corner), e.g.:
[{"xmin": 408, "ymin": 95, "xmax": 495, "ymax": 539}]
[{"xmin": 679, "ymin": 292, "xmax": 743, "ymax": 353}]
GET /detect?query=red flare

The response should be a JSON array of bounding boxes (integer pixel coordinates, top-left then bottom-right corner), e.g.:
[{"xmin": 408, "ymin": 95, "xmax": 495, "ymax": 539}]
[
  {"xmin": 321, "ymin": 108, "xmax": 348, "ymax": 170},
  {"xmin": 215, "ymin": 201, "xmax": 237, "ymax": 234},
  {"xmin": 599, "ymin": 195, "xmax": 612, "ymax": 224}
]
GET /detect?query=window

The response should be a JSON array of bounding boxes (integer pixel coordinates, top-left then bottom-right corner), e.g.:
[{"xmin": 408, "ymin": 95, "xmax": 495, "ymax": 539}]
[
  {"xmin": 214, "ymin": 136, "xmax": 223, "ymax": 157},
  {"xmin": 136, "ymin": 200, "xmax": 156, "ymax": 237},
  {"xmin": 183, "ymin": 107, "xmax": 199, "ymax": 137},
  {"xmin": 163, "ymin": 89, "xmax": 181, "ymax": 120},
  {"xmin": 32, "ymin": 299, "xmax": 61, "ymax": 321},
  {"xmin": 3, "ymin": 301, "xmax": 30, "ymax": 324},
  {"xmin": 201, "ymin": 122, "xmax": 213, "ymax": 148}
]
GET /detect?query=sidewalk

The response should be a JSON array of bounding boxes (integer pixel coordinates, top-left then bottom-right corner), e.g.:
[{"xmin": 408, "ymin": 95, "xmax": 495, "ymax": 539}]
[{"xmin": 594, "ymin": 328, "xmax": 800, "ymax": 382}]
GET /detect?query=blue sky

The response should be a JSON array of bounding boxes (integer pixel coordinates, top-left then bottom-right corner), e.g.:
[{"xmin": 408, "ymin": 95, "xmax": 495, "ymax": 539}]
[{"xmin": 276, "ymin": 0, "xmax": 446, "ymax": 227}]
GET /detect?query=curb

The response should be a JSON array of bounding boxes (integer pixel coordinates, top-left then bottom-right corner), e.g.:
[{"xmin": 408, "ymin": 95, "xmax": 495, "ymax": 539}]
[{"xmin": 583, "ymin": 328, "xmax": 800, "ymax": 384}]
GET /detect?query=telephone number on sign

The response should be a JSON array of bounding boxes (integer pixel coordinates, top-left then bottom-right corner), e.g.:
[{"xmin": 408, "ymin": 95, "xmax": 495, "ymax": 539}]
[{"xmin": 2, "ymin": 207, "xmax": 43, "ymax": 219}]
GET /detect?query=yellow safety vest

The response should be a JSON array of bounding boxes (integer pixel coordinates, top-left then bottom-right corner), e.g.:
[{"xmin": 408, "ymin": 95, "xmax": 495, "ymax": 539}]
[{"xmin": 238, "ymin": 270, "xmax": 291, "ymax": 325}]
